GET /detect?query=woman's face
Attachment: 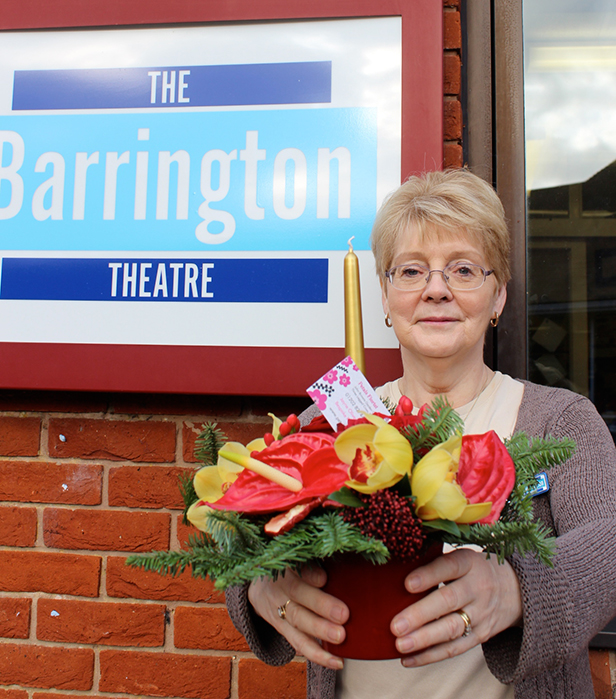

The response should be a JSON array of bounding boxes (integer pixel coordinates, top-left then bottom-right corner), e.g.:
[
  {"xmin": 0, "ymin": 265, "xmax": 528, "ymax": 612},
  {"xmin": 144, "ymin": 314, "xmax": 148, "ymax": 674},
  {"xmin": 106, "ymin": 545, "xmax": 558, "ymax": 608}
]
[{"xmin": 382, "ymin": 226, "xmax": 507, "ymax": 364}]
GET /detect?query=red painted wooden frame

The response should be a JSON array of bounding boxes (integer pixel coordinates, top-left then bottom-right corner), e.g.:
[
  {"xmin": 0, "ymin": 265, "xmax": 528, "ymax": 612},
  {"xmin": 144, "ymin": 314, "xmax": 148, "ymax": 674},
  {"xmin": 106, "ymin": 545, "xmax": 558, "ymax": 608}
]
[{"xmin": 0, "ymin": 0, "xmax": 442, "ymax": 395}]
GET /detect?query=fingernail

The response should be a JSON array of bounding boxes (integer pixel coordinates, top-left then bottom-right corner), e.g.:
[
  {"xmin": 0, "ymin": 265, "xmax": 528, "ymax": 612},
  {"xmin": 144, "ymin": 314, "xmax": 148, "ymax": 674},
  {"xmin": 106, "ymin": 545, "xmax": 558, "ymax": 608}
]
[
  {"xmin": 402, "ymin": 655, "xmax": 417, "ymax": 668},
  {"xmin": 328, "ymin": 627, "xmax": 343, "ymax": 643},
  {"xmin": 393, "ymin": 619, "xmax": 410, "ymax": 636},
  {"xmin": 397, "ymin": 636, "xmax": 415, "ymax": 653},
  {"xmin": 331, "ymin": 606, "xmax": 345, "ymax": 623},
  {"xmin": 406, "ymin": 574, "xmax": 420, "ymax": 592},
  {"xmin": 328, "ymin": 657, "xmax": 344, "ymax": 670}
]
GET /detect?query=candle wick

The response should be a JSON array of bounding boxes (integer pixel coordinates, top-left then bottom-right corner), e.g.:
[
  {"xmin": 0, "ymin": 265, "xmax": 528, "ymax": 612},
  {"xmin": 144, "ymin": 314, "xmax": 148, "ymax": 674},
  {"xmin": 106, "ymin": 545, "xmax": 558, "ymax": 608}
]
[{"xmin": 347, "ymin": 236, "xmax": 355, "ymax": 252}]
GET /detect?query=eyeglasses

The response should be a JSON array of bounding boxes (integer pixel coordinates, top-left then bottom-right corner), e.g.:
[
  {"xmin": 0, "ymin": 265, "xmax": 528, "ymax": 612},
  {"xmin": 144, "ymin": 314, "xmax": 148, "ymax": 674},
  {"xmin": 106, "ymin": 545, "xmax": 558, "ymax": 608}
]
[{"xmin": 385, "ymin": 262, "xmax": 494, "ymax": 292}]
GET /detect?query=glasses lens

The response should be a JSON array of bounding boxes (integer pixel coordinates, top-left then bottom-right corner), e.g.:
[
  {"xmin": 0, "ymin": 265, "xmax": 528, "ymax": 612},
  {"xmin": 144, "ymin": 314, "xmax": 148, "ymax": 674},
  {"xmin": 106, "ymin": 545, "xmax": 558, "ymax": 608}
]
[
  {"xmin": 388, "ymin": 264, "xmax": 429, "ymax": 290},
  {"xmin": 444, "ymin": 263, "xmax": 485, "ymax": 290}
]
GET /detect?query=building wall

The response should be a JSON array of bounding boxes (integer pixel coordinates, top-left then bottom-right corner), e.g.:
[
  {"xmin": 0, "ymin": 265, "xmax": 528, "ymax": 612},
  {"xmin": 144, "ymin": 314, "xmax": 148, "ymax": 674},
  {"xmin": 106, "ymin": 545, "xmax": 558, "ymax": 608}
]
[{"xmin": 0, "ymin": 2, "xmax": 613, "ymax": 698}]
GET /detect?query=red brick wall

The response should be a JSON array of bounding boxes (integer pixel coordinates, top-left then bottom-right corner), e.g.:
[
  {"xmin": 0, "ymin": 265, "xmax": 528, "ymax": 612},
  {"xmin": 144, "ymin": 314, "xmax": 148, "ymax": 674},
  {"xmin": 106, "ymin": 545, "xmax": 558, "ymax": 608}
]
[
  {"xmin": 444, "ymin": 0, "xmax": 463, "ymax": 169},
  {"xmin": 0, "ymin": 392, "xmax": 308, "ymax": 698}
]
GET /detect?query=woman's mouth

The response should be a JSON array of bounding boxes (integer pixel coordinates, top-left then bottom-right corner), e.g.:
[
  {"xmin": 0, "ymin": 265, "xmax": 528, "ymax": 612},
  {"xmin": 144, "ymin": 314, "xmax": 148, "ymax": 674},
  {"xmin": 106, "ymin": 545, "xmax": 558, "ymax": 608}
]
[{"xmin": 418, "ymin": 316, "xmax": 458, "ymax": 324}]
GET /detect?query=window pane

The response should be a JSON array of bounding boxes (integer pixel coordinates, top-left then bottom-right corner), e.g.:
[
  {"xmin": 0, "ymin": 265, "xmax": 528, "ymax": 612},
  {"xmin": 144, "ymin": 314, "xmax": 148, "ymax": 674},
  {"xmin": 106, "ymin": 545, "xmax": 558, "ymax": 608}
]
[{"xmin": 524, "ymin": 0, "xmax": 616, "ymax": 438}]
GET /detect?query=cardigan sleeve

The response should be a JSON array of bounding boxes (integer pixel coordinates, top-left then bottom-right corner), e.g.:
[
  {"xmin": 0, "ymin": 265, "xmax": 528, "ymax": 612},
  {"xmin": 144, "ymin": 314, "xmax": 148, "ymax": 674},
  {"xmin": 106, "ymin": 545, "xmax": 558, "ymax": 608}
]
[
  {"xmin": 225, "ymin": 583, "xmax": 297, "ymax": 666},
  {"xmin": 483, "ymin": 383, "xmax": 616, "ymax": 684}
]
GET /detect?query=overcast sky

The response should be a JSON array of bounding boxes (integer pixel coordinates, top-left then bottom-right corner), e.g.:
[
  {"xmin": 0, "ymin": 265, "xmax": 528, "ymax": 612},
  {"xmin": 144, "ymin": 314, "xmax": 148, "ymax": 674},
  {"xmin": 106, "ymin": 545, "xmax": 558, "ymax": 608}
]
[{"xmin": 524, "ymin": 0, "xmax": 616, "ymax": 190}]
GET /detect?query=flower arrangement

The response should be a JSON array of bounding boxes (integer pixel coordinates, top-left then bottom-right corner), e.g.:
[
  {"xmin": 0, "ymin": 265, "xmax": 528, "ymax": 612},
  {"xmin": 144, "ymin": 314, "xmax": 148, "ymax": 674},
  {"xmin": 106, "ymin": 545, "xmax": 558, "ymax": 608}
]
[{"xmin": 127, "ymin": 396, "xmax": 575, "ymax": 590}]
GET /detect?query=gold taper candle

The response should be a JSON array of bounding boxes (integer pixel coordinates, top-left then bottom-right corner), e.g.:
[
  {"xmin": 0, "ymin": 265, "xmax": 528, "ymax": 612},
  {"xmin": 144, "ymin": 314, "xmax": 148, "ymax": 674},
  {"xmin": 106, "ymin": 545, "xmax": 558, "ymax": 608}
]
[{"xmin": 344, "ymin": 237, "xmax": 366, "ymax": 374}]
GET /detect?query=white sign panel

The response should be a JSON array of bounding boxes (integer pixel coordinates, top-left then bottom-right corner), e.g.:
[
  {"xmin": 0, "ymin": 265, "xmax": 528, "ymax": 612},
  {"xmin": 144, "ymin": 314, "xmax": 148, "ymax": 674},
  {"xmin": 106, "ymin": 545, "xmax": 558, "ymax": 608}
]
[{"xmin": 0, "ymin": 19, "xmax": 401, "ymax": 350}]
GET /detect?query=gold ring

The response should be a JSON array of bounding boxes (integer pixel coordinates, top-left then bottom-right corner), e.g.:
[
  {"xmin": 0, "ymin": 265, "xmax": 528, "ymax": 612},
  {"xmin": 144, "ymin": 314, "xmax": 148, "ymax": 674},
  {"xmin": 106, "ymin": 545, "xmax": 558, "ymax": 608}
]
[
  {"xmin": 277, "ymin": 599, "xmax": 291, "ymax": 620},
  {"xmin": 456, "ymin": 609, "xmax": 472, "ymax": 637}
]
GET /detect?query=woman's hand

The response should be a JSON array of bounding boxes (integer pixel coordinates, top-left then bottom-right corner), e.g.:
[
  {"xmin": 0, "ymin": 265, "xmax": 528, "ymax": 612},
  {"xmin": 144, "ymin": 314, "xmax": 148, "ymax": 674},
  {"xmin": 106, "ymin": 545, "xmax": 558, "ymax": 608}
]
[
  {"xmin": 248, "ymin": 566, "xmax": 349, "ymax": 670},
  {"xmin": 391, "ymin": 548, "xmax": 522, "ymax": 667}
]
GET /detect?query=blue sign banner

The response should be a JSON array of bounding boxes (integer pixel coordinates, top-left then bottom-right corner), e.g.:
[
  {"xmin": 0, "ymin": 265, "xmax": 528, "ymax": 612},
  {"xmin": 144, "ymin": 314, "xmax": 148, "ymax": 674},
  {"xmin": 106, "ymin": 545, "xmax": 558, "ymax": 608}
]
[
  {"xmin": 0, "ymin": 257, "xmax": 329, "ymax": 303},
  {"xmin": 12, "ymin": 62, "xmax": 332, "ymax": 110},
  {"xmin": 0, "ymin": 108, "xmax": 376, "ymax": 251}
]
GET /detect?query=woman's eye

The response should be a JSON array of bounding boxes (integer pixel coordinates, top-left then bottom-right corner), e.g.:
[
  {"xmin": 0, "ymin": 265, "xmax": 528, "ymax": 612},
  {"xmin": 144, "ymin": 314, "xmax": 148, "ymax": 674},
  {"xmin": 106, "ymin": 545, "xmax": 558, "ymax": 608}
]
[
  {"xmin": 400, "ymin": 266, "xmax": 422, "ymax": 278},
  {"xmin": 450, "ymin": 264, "xmax": 476, "ymax": 277}
]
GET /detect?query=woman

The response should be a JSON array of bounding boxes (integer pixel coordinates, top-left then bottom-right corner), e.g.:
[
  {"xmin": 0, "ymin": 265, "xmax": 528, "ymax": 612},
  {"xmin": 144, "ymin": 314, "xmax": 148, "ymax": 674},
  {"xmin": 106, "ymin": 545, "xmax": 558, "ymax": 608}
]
[{"xmin": 226, "ymin": 169, "xmax": 616, "ymax": 698}]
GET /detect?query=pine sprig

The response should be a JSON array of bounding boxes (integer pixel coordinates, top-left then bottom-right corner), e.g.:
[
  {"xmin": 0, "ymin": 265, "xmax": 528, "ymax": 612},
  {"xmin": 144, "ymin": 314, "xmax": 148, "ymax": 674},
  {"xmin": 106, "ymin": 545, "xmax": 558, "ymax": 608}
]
[
  {"xmin": 445, "ymin": 519, "xmax": 556, "ymax": 567},
  {"xmin": 501, "ymin": 433, "xmax": 575, "ymax": 524},
  {"xmin": 381, "ymin": 396, "xmax": 397, "ymax": 415},
  {"xmin": 194, "ymin": 422, "xmax": 228, "ymax": 465},
  {"xmin": 203, "ymin": 509, "xmax": 266, "ymax": 554},
  {"xmin": 179, "ymin": 470, "xmax": 199, "ymax": 524},
  {"xmin": 126, "ymin": 510, "xmax": 388, "ymax": 590},
  {"xmin": 505, "ymin": 433, "xmax": 576, "ymax": 477},
  {"xmin": 401, "ymin": 395, "xmax": 464, "ymax": 457}
]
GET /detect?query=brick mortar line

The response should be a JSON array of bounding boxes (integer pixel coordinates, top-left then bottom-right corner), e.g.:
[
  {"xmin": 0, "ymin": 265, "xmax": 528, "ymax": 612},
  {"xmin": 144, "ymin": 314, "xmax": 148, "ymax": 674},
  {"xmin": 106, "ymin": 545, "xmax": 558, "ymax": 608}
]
[
  {"xmin": 40, "ymin": 411, "xmax": 269, "ymax": 422},
  {"xmin": 230, "ymin": 655, "xmax": 240, "ymax": 699},
  {"xmin": 41, "ymin": 414, "xmax": 50, "ymax": 459},
  {"xmin": 0, "ymin": 502, "xmax": 183, "ymax": 512},
  {"xmin": 101, "ymin": 463, "xmax": 110, "ymax": 509},
  {"xmin": 36, "ymin": 503, "xmax": 45, "ymax": 547},
  {"xmin": 174, "ymin": 420, "xmax": 184, "ymax": 466},
  {"xmin": 36, "ymin": 503, "xmax": 183, "ymax": 513},
  {"xmin": 29, "ymin": 592, "xmax": 40, "ymax": 642},
  {"xmin": 1, "ymin": 636, "xmax": 245, "ymax": 657},
  {"xmin": 99, "ymin": 552, "xmax": 108, "ymax": 600}
]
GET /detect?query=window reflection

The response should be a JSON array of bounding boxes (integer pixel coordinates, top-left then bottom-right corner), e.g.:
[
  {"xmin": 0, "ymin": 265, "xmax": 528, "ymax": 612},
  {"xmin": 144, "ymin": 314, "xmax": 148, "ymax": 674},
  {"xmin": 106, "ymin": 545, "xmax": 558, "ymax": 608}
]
[{"xmin": 524, "ymin": 1, "xmax": 616, "ymax": 439}]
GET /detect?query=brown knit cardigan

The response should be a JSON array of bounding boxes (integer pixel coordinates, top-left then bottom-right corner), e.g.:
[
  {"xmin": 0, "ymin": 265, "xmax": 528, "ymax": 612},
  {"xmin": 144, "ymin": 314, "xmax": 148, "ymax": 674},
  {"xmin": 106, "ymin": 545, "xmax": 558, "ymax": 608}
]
[{"xmin": 226, "ymin": 381, "xmax": 616, "ymax": 699}]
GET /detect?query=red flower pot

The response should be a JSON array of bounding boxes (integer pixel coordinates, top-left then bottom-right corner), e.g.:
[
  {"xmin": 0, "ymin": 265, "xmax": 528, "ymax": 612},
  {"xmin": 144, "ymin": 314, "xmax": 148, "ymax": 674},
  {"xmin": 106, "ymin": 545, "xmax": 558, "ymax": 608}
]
[{"xmin": 321, "ymin": 543, "xmax": 442, "ymax": 660}]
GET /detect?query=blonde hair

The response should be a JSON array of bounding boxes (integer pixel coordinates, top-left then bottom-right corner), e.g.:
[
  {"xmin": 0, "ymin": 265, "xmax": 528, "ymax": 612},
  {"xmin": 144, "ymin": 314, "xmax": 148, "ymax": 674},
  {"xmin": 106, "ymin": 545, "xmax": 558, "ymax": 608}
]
[{"xmin": 371, "ymin": 169, "xmax": 511, "ymax": 285}]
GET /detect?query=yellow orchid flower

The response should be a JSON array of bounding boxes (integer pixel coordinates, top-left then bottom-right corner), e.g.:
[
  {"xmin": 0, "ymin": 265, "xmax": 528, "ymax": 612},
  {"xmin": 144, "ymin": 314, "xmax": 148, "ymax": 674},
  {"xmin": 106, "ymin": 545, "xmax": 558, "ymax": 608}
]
[
  {"xmin": 193, "ymin": 442, "xmax": 247, "ymax": 504},
  {"xmin": 334, "ymin": 414, "xmax": 414, "ymax": 494},
  {"xmin": 411, "ymin": 435, "xmax": 492, "ymax": 523},
  {"xmin": 186, "ymin": 500, "xmax": 212, "ymax": 531}
]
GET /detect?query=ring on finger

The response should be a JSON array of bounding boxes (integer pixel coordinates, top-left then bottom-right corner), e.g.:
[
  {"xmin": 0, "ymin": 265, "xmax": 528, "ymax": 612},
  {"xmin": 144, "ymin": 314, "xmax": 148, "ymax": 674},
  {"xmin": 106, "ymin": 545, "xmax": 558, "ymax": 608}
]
[
  {"xmin": 277, "ymin": 599, "xmax": 291, "ymax": 621},
  {"xmin": 456, "ymin": 609, "xmax": 472, "ymax": 637}
]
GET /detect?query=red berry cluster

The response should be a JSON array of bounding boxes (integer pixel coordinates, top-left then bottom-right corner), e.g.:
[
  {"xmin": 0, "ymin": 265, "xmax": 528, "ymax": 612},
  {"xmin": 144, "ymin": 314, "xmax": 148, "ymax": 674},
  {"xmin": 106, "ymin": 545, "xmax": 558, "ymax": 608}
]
[
  {"xmin": 395, "ymin": 395, "xmax": 414, "ymax": 416},
  {"xmin": 263, "ymin": 413, "xmax": 301, "ymax": 446},
  {"xmin": 342, "ymin": 489, "xmax": 428, "ymax": 562}
]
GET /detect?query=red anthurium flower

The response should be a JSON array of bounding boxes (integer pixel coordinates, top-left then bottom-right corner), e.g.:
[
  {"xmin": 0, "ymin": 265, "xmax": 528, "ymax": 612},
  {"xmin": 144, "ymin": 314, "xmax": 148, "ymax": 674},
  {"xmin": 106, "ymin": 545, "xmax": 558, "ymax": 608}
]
[
  {"xmin": 208, "ymin": 432, "xmax": 349, "ymax": 514},
  {"xmin": 457, "ymin": 430, "xmax": 516, "ymax": 524},
  {"xmin": 301, "ymin": 415, "xmax": 335, "ymax": 433}
]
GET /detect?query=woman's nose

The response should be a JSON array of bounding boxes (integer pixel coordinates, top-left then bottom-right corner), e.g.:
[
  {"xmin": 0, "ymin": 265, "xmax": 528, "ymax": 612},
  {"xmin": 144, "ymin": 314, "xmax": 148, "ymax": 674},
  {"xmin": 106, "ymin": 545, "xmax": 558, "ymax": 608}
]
[{"xmin": 421, "ymin": 270, "xmax": 452, "ymax": 299}]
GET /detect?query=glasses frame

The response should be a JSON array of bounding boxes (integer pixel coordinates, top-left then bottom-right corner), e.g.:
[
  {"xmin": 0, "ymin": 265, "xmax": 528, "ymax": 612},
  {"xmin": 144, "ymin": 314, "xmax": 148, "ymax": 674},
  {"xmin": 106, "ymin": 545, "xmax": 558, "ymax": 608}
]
[{"xmin": 385, "ymin": 262, "xmax": 495, "ymax": 292}]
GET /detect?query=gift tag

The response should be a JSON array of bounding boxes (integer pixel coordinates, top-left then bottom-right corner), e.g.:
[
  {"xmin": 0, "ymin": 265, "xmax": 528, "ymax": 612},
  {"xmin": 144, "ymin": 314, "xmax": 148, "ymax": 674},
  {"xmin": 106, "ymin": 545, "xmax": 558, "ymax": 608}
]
[{"xmin": 306, "ymin": 356, "xmax": 388, "ymax": 429}]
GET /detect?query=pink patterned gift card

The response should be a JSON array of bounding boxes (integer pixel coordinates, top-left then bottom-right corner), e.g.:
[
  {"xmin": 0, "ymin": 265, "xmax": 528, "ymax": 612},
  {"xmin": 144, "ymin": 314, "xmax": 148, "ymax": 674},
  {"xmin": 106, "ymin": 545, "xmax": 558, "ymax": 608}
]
[{"xmin": 306, "ymin": 356, "xmax": 389, "ymax": 429}]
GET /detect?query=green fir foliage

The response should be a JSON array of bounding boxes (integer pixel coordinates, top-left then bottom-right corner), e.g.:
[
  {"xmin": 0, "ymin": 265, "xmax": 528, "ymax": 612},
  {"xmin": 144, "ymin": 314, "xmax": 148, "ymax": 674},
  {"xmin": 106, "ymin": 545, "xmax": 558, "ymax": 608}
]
[
  {"xmin": 126, "ymin": 509, "xmax": 388, "ymax": 590},
  {"xmin": 402, "ymin": 395, "xmax": 464, "ymax": 458},
  {"xmin": 194, "ymin": 422, "xmax": 227, "ymax": 466},
  {"xmin": 381, "ymin": 396, "xmax": 397, "ymax": 415},
  {"xmin": 179, "ymin": 470, "xmax": 199, "ymax": 525}
]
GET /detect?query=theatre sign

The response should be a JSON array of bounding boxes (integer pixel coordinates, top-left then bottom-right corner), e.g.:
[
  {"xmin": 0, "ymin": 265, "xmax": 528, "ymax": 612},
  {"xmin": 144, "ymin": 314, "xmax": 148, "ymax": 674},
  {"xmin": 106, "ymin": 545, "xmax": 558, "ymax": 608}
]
[{"xmin": 0, "ymin": 7, "xmax": 442, "ymax": 394}]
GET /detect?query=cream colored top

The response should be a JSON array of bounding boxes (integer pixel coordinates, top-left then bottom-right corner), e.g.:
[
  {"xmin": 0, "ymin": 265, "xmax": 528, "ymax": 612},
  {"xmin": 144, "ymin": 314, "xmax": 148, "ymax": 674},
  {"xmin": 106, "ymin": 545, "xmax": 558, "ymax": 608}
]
[{"xmin": 335, "ymin": 371, "xmax": 524, "ymax": 699}]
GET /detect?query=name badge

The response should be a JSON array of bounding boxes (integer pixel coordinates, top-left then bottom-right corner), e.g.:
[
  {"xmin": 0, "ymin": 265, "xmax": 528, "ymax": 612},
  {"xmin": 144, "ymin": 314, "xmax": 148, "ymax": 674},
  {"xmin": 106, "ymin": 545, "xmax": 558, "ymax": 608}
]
[{"xmin": 529, "ymin": 471, "xmax": 550, "ymax": 497}]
